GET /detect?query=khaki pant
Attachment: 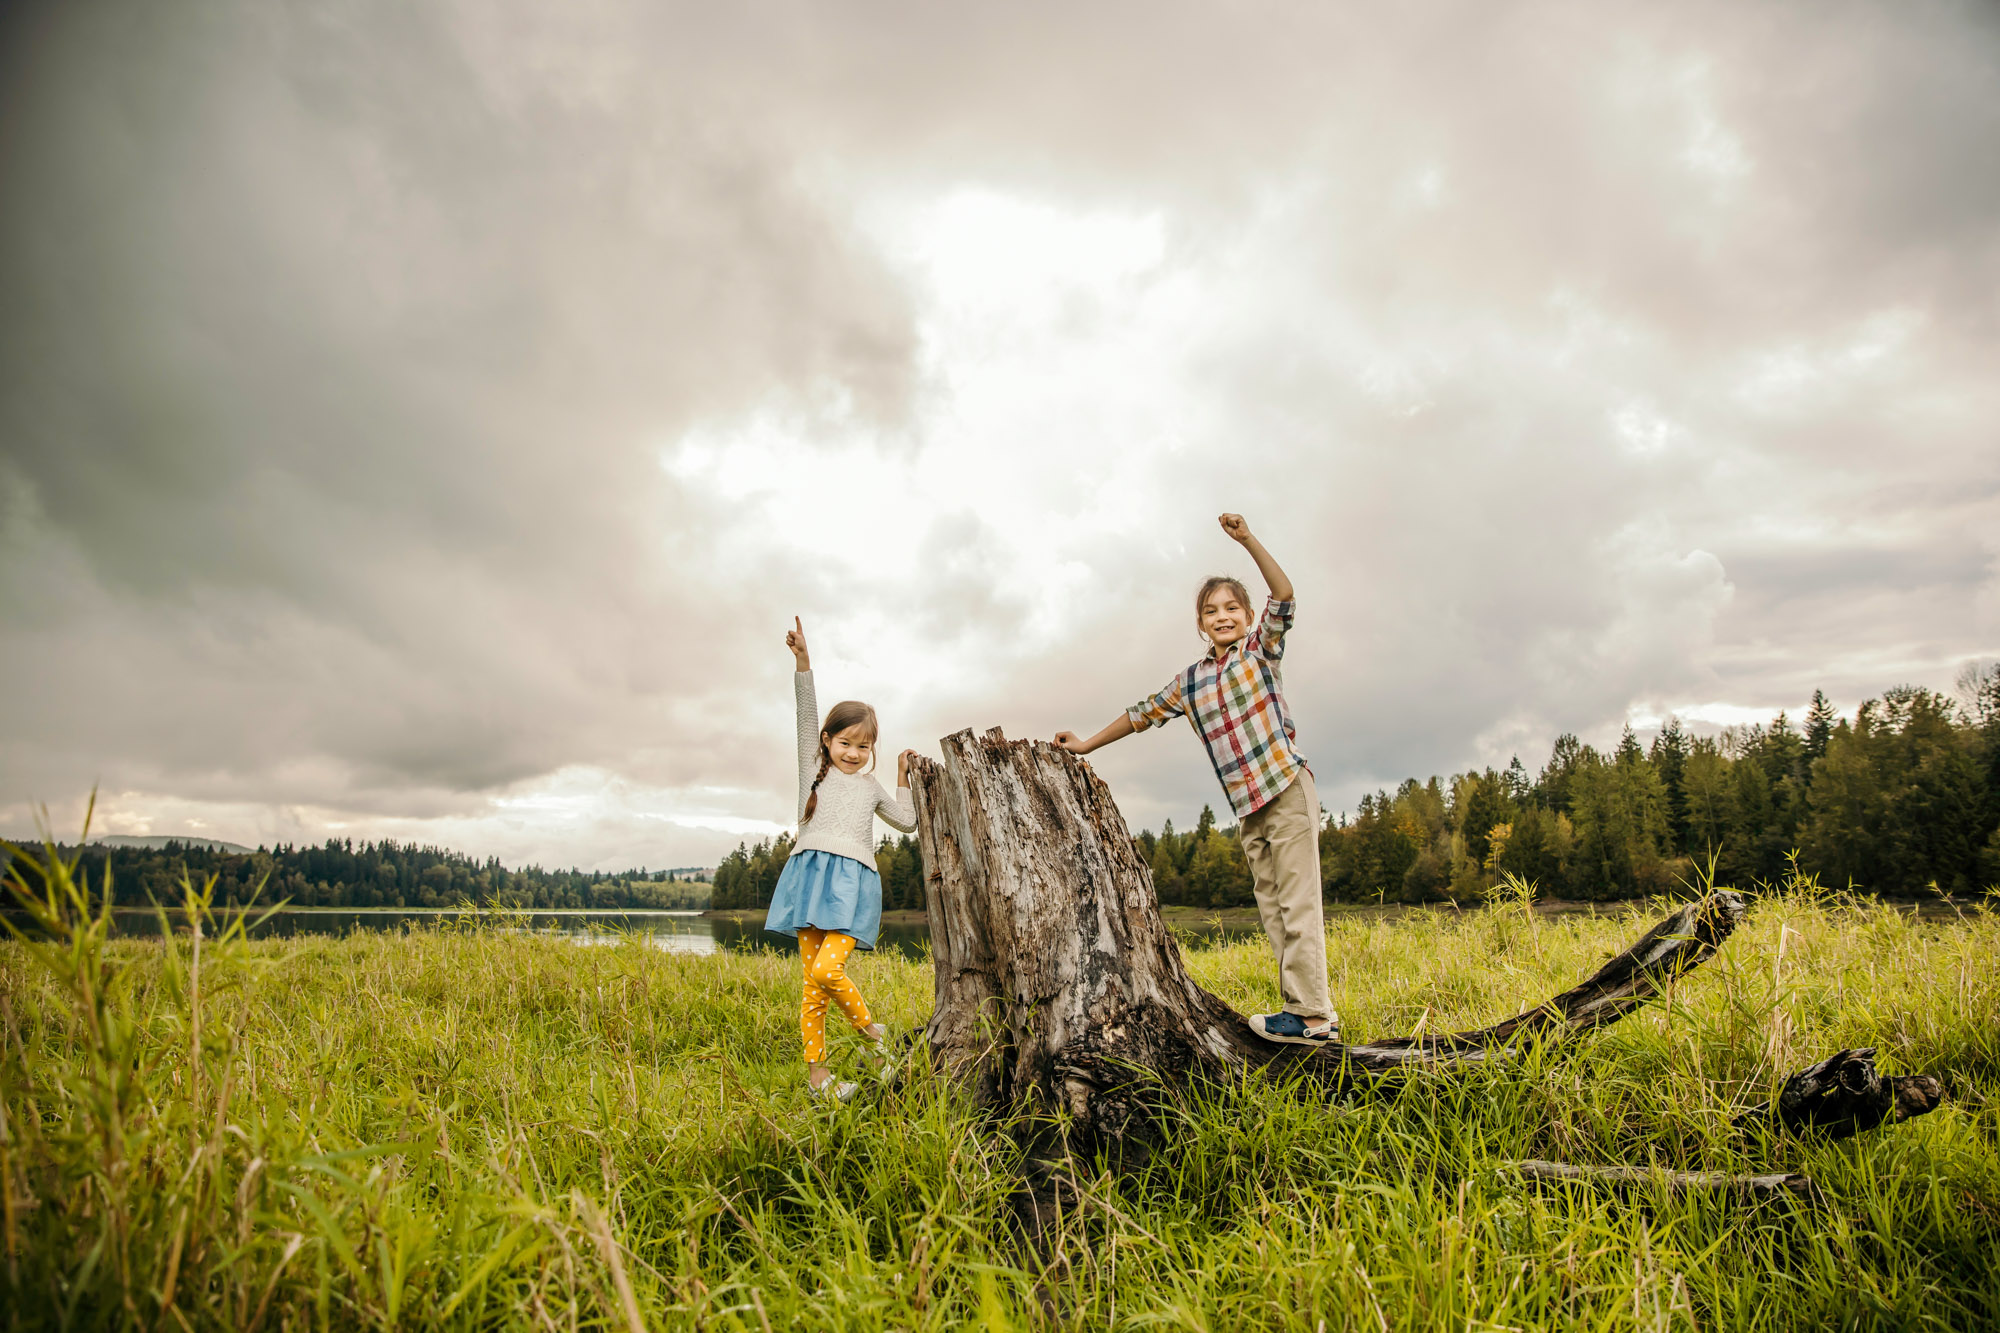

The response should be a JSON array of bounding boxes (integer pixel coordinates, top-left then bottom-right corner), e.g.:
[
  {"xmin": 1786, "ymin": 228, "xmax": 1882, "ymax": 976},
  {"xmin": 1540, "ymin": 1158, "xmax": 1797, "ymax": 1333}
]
[{"xmin": 1240, "ymin": 771, "xmax": 1335, "ymax": 1023}]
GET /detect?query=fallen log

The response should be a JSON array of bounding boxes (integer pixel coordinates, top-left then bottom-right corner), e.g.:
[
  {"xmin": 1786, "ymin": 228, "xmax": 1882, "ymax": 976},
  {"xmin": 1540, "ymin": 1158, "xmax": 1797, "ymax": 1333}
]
[
  {"xmin": 1507, "ymin": 1046, "xmax": 1952, "ymax": 1209},
  {"xmin": 1511, "ymin": 1159, "xmax": 1814, "ymax": 1202},
  {"xmin": 1336, "ymin": 886, "xmax": 1746, "ymax": 1065},
  {"xmin": 905, "ymin": 728, "xmax": 1747, "ymax": 1140},
  {"xmin": 1737, "ymin": 1047, "xmax": 1945, "ymax": 1141}
]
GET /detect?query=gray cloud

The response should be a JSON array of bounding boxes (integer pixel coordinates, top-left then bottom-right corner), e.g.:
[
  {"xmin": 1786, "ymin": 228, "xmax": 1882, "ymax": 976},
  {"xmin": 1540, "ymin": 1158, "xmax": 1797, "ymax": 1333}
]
[
  {"xmin": 3, "ymin": 0, "xmax": 1997, "ymax": 861},
  {"xmin": 1, "ymin": 0, "xmax": 918, "ymax": 824}
]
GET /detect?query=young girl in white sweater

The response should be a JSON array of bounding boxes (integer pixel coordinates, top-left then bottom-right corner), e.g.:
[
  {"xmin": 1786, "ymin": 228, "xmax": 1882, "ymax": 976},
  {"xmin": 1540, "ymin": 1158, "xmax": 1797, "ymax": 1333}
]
[{"xmin": 764, "ymin": 617, "xmax": 918, "ymax": 1100}]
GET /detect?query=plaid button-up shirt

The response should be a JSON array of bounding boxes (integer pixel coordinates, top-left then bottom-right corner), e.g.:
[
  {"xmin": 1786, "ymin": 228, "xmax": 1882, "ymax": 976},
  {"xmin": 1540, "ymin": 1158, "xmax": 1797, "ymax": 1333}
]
[{"xmin": 1126, "ymin": 596, "xmax": 1309, "ymax": 820}]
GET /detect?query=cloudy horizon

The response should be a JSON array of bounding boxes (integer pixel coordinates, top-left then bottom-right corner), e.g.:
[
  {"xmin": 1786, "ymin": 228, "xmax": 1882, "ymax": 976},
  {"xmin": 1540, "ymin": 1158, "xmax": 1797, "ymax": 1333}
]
[{"xmin": 3, "ymin": 0, "xmax": 1997, "ymax": 871}]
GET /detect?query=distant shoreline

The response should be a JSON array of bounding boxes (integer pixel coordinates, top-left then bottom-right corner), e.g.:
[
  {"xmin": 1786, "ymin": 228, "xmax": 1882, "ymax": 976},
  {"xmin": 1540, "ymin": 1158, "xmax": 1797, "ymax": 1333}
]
[{"xmin": 5, "ymin": 897, "xmax": 1982, "ymax": 922}]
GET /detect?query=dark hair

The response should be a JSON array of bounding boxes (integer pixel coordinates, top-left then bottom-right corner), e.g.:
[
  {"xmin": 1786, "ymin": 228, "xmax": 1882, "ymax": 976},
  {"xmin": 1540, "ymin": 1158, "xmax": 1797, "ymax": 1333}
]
[
  {"xmin": 803, "ymin": 699, "xmax": 880, "ymax": 823},
  {"xmin": 1194, "ymin": 576, "xmax": 1252, "ymax": 639}
]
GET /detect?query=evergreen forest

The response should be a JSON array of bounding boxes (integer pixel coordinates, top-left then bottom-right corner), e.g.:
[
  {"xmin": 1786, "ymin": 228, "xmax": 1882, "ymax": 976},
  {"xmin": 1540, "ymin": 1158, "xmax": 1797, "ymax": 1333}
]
[
  {"xmin": 716, "ymin": 675, "xmax": 2000, "ymax": 912},
  {"xmin": 1319, "ymin": 675, "xmax": 2000, "ymax": 904},
  {"xmin": 18, "ymin": 674, "xmax": 1996, "ymax": 915},
  {"xmin": 4, "ymin": 839, "xmax": 710, "ymax": 911}
]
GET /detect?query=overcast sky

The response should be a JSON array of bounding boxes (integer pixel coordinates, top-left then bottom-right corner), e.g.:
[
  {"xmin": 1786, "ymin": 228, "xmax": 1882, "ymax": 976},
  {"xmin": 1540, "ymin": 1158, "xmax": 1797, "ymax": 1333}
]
[{"xmin": 3, "ymin": 0, "xmax": 1997, "ymax": 869}]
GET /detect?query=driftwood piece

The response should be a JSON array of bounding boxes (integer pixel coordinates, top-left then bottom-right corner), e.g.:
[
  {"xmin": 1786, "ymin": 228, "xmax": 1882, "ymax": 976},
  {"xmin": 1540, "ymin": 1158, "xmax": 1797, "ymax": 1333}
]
[
  {"xmin": 906, "ymin": 729, "xmax": 1747, "ymax": 1139},
  {"xmin": 1737, "ymin": 1048, "xmax": 1946, "ymax": 1140},
  {"xmin": 1512, "ymin": 1159, "xmax": 1814, "ymax": 1202},
  {"xmin": 1338, "ymin": 887, "xmax": 1746, "ymax": 1065},
  {"xmin": 1507, "ymin": 1048, "xmax": 1952, "ymax": 1209}
]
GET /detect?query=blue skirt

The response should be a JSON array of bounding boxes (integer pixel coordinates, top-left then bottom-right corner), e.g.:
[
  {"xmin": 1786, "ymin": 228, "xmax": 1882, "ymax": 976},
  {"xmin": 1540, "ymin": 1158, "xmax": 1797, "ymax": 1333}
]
[{"xmin": 763, "ymin": 849, "xmax": 883, "ymax": 951}]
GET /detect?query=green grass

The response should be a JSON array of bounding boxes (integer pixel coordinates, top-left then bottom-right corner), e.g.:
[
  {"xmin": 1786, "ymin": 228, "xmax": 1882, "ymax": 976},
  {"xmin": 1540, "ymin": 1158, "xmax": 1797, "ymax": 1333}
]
[{"xmin": 2, "ymin": 848, "xmax": 1997, "ymax": 1331}]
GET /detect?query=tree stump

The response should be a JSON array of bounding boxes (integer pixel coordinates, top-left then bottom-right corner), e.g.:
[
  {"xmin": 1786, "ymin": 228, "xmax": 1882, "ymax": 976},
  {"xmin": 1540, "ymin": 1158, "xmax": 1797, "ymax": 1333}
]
[
  {"xmin": 905, "ymin": 728, "xmax": 1752, "ymax": 1143},
  {"xmin": 908, "ymin": 727, "xmax": 1245, "ymax": 1141}
]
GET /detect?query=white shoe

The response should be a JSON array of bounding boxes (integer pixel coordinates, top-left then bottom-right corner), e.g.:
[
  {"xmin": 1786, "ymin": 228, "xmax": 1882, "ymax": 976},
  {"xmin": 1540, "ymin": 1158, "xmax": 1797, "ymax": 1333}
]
[
  {"xmin": 808, "ymin": 1075, "xmax": 858, "ymax": 1102},
  {"xmin": 861, "ymin": 1026, "xmax": 896, "ymax": 1077}
]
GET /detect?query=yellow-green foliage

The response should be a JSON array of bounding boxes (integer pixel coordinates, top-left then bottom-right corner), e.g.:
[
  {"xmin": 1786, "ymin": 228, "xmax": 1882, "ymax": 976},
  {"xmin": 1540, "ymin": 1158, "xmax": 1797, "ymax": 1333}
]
[{"xmin": 2, "ymin": 845, "xmax": 1997, "ymax": 1331}]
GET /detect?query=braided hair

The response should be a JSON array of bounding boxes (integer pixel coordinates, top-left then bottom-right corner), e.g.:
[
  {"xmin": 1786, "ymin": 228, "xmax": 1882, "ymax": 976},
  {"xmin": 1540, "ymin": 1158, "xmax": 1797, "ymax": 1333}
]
[{"xmin": 803, "ymin": 698, "xmax": 879, "ymax": 824}]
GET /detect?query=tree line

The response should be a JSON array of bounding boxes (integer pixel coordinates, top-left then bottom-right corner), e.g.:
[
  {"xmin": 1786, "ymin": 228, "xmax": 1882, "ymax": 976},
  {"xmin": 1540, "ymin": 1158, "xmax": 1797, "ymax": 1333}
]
[
  {"xmin": 21, "ymin": 672, "xmax": 1991, "ymax": 917},
  {"xmin": 1325, "ymin": 673, "xmax": 2000, "ymax": 902},
  {"xmin": 8, "ymin": 839, "xmax": 712, "ymax": 911},
  {"xmin": 710, "ymin": 671, "xmax": 2000, "ymax": 913},
  {"xmin": 698, "ymin": 819, "xmax": 1256, "ymax": 914}
]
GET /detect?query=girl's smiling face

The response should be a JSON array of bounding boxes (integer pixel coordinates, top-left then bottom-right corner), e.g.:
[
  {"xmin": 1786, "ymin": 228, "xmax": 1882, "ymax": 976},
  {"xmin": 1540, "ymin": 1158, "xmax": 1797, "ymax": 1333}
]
[
  {"xmin": 1200, "ymin": 584, "xmax": 1251, "ymax": 651},
  {"xmin": 824, "ymin": 723, "xmax": 876, "ymax": 774}
]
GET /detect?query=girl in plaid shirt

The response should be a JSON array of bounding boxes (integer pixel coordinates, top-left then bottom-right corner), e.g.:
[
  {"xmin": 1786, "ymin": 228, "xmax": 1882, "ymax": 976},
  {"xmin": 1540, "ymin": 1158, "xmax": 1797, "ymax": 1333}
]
[{"xmin": 1055, "ymin": 514, "xmax": 1340, "ymax": 1046}]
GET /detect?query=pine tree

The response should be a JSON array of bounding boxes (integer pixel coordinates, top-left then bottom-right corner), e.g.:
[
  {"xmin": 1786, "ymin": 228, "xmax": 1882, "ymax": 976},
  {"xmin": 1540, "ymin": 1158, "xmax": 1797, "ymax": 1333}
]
[
  {"xmin": 1452, "ymin": 769, "xmax": 1515, "ymax": 872},
  {"xmin": 1648, "ymin": 717, "xmax": 1690, "ymax": 855},
  {"xmin": 1536, "ymin": 733, "xmax": 1584, "ymax": 813},
  {"xmin": 1616, "ymin": 725, "xmax": 1644, "ymax": 766},
  {"xmin": 1805, "ymin": 689, "xmax": 1835, "ymax": 763},
  {"xmin": 1187, "ymin": 829, "xmax": 1254, "ymax": 907}
]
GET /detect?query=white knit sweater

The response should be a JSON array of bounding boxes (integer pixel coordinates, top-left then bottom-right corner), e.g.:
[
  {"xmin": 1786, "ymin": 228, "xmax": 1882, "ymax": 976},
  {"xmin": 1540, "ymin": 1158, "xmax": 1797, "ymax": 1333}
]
[{"xmin": 790, "ymin": 670, "xmax": 917, "ymax": 865}]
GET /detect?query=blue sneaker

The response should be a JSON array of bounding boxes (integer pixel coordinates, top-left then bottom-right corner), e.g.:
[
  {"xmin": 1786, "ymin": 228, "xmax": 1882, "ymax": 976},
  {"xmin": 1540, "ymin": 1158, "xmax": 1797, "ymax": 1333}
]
[{"xmin": 1250, "ymin": 1012, "xmax": 1340, "ymax": 1046}]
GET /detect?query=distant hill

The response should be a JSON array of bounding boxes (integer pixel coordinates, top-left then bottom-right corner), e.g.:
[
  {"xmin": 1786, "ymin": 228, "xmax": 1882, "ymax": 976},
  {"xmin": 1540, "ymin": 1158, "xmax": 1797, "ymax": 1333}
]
[{"xmin": 93, "ymin": 834, "xmax": 256, "ymax": 854}]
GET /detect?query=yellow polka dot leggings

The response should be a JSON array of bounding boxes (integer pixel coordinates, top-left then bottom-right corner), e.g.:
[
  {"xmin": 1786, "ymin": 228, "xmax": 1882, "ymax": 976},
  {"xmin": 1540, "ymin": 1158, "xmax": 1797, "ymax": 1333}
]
[{"xmin": 798, "ymin": 927, "xmax": 872, "ymax": 1064}]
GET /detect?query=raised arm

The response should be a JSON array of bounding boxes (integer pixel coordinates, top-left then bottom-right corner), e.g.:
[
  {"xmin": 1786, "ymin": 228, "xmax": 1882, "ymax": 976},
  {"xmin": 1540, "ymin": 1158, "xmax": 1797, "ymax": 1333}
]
[
  {"xmin": 788, "ymin": 617, "xmax": 819, "ymax": 823},
  {"xmin": 1219, "ymin": 513, "xmax": 1293, "ymax": 601}
]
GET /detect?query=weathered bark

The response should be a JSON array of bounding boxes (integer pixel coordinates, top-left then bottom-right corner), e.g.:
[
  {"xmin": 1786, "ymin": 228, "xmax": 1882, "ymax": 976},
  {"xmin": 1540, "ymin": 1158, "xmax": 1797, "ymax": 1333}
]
[
  {"xmin": 907, "ymin": 729, "xmax": 1748, "ymax": 1141},
  {"xmin": 1511, "ymin": 1159, "xmax": 1814, "ymax": 1202},
  {"xmin": 1737, "ymin": 1047, "xmax": 1946, "ymax": 1140},
  {"xmin": 908, "ymin": 728, "xmax": 1244, "ymax": 1139}
]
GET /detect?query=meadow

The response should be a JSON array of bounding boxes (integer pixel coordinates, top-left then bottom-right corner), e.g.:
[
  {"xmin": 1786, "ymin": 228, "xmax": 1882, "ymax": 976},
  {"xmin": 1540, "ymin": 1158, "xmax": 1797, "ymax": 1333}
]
[{"xmin": 2, "ymin": 848, "xmax": 1996, "ymax": 1331}]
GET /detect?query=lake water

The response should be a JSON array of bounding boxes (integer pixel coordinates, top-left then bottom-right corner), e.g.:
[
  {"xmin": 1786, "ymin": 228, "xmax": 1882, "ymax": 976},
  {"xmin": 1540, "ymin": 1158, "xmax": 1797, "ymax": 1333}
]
[
  {"xmin": 0, "ymin": 907, "xmax": 1276, "ymax": 957},
  {"xmin": 0, "ymin": 907, "xmax": 846, "ymax": 956}
]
